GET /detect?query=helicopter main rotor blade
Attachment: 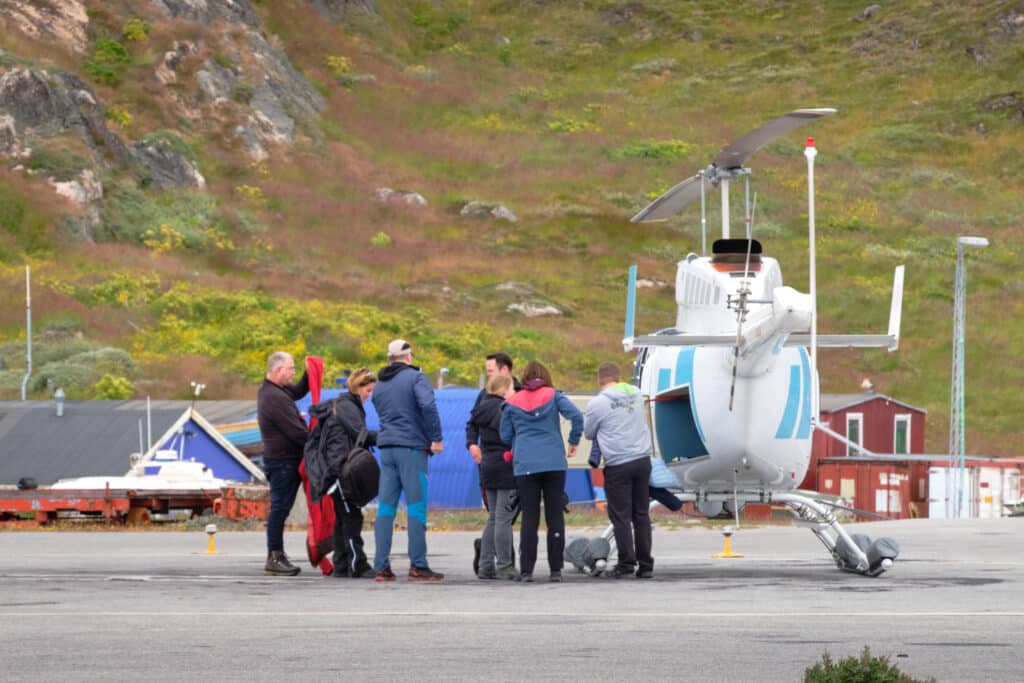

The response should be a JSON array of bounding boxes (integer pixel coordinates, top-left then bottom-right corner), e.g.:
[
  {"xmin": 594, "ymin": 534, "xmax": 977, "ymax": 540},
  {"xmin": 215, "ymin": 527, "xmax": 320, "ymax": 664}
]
[
  {"xmin": 713, "ymin": 108, "xmax": 837, "ymax": 169},
  {"xmin": 630, "ymin": 173, "xmax": 703, "ymax": 223}
]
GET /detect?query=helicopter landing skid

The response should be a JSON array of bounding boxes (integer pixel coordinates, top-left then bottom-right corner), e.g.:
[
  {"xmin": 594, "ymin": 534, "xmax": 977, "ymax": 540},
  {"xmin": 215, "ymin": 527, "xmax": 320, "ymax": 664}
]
[{"xmin": 773, "ymin": 492, "xmax": 899, "ymax": 577}]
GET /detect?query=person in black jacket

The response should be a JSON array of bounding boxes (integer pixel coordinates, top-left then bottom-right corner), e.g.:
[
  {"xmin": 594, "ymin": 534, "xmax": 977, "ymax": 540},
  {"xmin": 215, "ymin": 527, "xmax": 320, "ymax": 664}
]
[
  {"xmin": 304, "ymin": 368, "xmax": 379, "ymax": 578},
  {"xmin": 466, "ymin": 374, "xmax": 517, "ymax": 580},
  {"xmin": 257, "ymin": 351, "xmax": 311, "ymax": 576}
]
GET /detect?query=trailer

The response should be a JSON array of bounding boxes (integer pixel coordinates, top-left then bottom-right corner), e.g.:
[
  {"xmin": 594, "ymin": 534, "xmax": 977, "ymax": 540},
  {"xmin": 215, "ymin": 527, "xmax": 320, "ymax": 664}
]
[{"xmin": 0, "ymin": 483, "xmax": 269, "ymax": 525}]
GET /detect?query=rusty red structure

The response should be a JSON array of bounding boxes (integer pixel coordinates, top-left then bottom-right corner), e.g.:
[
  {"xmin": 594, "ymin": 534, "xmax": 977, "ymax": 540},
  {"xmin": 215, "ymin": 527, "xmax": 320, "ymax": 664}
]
[{"xmin": 0, "ymin": 484, "xmax": 269, "ymax": 525}]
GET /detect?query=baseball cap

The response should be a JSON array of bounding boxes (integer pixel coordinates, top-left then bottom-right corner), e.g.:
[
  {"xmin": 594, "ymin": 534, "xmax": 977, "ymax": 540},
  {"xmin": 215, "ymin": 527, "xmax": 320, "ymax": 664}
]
[{"xmin": 387, "ymin": 339, "xmax": 412, "ymax": 356}]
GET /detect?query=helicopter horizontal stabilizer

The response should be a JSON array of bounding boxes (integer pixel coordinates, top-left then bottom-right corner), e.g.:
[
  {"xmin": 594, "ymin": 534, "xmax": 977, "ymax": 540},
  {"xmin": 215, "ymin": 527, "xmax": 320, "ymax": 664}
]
[
  {"xmin": 625, "ymin": 333, "xmax": 739, "ymax": 351},
  {"xmin": 788, "ymin": 264, "xmax": 904, "ymax": 352},
  {"xmin": 785, "ymin": 334, "xmax": 895, "ymax": 349}
]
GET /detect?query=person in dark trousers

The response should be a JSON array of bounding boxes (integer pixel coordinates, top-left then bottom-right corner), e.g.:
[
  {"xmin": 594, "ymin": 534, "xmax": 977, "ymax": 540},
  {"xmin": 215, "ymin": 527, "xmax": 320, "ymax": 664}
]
[
  {"xmin": 499, "ymin": 361, "xmax": 583, "ymax": 583},
  {"xmin": 372, "ymin": 339, "xmax": 445, "ymax": 582},
  {"xmin": 465, "ymin": 374, "xmax": 517, "ymax": 580},
  {"xmin": 584, "ymin": 362, "xmax": 654, "ymax": 578},
  {"xmin": 304, "ymin": 368, "xmax": 378, "ymax": 578},
  {"xmin": 257, "ymin": 351, "xmax": 311, "ymax": 576}
]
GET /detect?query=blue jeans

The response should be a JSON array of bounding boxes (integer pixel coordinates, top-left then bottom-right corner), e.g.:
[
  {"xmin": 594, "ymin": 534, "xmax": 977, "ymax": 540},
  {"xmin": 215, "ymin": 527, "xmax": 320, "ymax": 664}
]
[
  {"xmin": 264, "ymin": 458, "xmax": 302, "ymax": 553},
  {"xmin": 374, "ymin": 447, "xmax": 429, "ymax": 571}
]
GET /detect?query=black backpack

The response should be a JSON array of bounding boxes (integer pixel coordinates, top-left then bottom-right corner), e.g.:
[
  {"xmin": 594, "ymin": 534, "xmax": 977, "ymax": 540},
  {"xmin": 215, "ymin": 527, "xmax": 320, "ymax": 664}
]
[{"xmin": 340, "ymin": 429, "xmax": 380, "ymax": 507}]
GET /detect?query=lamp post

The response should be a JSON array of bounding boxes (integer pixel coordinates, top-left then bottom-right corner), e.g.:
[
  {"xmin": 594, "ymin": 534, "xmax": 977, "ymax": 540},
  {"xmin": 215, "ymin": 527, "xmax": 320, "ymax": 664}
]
[{"xmin": 948, "ymin": 235, "xmax": 988, "ymax": 518}]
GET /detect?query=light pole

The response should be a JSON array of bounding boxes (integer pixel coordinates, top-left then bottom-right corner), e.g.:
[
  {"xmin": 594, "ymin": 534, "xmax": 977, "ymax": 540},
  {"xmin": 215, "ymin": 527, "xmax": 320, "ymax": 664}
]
[{"xmin": 948, "ymin": 235, "xmax": 988, "ymax": 518}]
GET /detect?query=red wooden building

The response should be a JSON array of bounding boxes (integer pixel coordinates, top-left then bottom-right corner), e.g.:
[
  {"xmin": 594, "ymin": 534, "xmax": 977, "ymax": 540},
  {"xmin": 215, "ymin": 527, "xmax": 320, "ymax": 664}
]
[{"xmin": 799, "ymin": 389, "xmax": 927, "ymax": 491}]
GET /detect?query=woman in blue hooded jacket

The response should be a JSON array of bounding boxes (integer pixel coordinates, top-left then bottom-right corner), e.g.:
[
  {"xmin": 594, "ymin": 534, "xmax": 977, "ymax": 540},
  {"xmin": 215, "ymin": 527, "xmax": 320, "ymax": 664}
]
[{"xmin": 499, "ymin": 360, "xmax": 583, "ymax": 582}]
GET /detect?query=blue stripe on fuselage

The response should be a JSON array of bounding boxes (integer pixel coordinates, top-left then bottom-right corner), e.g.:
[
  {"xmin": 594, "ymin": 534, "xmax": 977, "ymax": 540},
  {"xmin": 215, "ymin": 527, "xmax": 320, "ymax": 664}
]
[
  {"xmin": 775, "ymin": 364, "xmax": 801, "ymax": 439},
  {"xmin": 658, "ymin": 367, "xmax": 672, "ymax": 392},
  {"xmin": 796, "ymin": 348, "xmax": 812, "ymax": 439}
]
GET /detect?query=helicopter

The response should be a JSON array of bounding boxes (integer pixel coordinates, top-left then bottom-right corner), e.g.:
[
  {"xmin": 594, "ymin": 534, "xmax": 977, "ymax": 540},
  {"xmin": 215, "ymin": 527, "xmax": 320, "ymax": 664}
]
[{"xmin": 580, "ymin": 109, "xmax": 904, "ymax": 577}]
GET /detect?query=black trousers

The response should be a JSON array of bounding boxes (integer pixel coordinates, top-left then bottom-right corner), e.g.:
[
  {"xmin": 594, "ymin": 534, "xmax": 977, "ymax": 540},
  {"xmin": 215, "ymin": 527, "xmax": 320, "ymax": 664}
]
[
  {"xmin": 515, "ymin": 470, "xmax": 566, "ymax": 575},
  {"xmin": 330, "ymin": 489, "xmax": 368, "ymax": 576},
  {"xmin": 604, "ymin": 457, "xmax": 653, "ymax": 573}
]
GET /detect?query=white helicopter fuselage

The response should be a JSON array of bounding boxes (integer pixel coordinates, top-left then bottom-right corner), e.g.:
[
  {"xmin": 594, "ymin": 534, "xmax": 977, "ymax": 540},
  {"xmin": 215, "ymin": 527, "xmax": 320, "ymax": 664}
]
[
  {"xmin": 617, "ymin": 111, "xmax": 904, "ymax": 574},
  {"xmin": 636, "ymin": 250, "xmax": 816, "ymax": 501}
]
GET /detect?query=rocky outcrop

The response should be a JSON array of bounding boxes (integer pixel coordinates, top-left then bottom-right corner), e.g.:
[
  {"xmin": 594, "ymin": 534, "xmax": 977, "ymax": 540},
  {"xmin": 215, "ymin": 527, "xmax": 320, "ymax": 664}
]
[
  {"xmin": 179, "ymin": 8, "xmax": 324, "ymax": 159},
  {"xmin": 376, "ymin": 187, "xmax": 427, "ymax": 207},
  {"xmin": 460, "ymin": 200, "xmax": 518, "ymax": 222},
  {"xmin": 151, "ymin": 0, "xmax": 260, "ymax": 29},
  {"xmin": 494, "ymin": 282, "xmax": 569, "ymax": 318},
  {"xmin": 131, "ymin": 137, "xmax": 206, "ymax": 190},
  {"xmin": 0, "ymin": 0, "xmax": 89, "ymax": 54},
  {"xmin": 155, "ymin": 41, "xmax": 198, "ymax": 86},
  {"xmin": 313, "ymin": 0, "xmax": 378, "ymax": 22},
  {"xmin": 0, "ymin": 68, "xmax": 131, "ymax": 164},
  {"xmin": 0, "ymin": 65, "xmax": 207, "ymax": 237}
]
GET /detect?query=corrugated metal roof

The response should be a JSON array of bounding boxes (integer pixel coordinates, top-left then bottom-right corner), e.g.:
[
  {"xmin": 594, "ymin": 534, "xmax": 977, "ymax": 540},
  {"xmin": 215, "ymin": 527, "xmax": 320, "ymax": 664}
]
[
  {"xmin": 819, "ymin": 392, "xmax": 926, "ymax": 414},
  {"xmin": 0, "ymin": 400, "xmax": 255, "ymax": 485}
]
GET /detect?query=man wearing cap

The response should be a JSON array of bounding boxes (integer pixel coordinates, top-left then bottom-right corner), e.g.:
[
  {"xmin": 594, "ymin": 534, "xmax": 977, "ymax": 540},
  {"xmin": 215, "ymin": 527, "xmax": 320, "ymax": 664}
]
[{"xmin": 371, "ymin": 339, "xmax": 445, "ymax": 581}]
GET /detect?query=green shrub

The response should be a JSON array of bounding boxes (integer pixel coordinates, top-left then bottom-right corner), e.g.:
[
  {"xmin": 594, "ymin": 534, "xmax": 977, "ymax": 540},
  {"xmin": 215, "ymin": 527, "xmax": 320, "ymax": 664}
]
[
  {"xmin": 213, "ymin": 53, "xmax": 235, "ymax": 69},
  {"xmin": 105, "ymin": 105, "xmax": 132, "ymax": 128},
  {"xmin": 613, "ymin": 140, "xmax": 694, "ymax": 161},
  {"xmin": 370, "ymin": 231, "xmax": 392, "ymax": 247},
  {"xmin": 27, "ymin": 143, "xmax": 90, "ymax": 182},
  {"xmin": 99, "ymin": 179, "xmax": 226, "ymax": 250},
  {"xmin": 93, "ymin": 374, "xmax": 135, "ymax": 399},
  {"xmin": 84, "ymin": 38, "xmax": 132, "ymax": 86},
  {"xmin": 548, "ymin": 116, "xmax": 600, "ymax": 134},
  {"xmin": 231, "ymin": 84, "xmax": 255, "ymax": 104},
  {"xmin": 804, "ymin": 647, "xmax": 934, "ymax": 683},
  {"xmin": 0, "ymin": 183, "xmax": 52, "ymax": 257},
  {"xmin": 142, "ymin": 130, "xmax": 197, "ymax": 162},
  {"xmin": 122, "ymin": 18, "xmax": 151, "ymax": 42}
]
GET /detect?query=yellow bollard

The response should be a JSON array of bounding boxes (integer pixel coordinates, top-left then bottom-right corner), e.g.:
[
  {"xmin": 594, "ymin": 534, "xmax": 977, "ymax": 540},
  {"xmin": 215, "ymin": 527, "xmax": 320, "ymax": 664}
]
[
  {"xmin": 712, "ymin": 525, "xmax": 744, "ymax": 558},
  {"xmin": 203, "ymin": 523, "xmax": 222, "ymax": 555}
]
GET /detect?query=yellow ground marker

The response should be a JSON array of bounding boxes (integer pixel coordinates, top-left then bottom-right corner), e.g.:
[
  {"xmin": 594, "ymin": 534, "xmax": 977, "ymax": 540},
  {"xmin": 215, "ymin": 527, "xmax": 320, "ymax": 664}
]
[{"xmin": 712, "ymin": 525, "xmax": 744, "ymax": 558}]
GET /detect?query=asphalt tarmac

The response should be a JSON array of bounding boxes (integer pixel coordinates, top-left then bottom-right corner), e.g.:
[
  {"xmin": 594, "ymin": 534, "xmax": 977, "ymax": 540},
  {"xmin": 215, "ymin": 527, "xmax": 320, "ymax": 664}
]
[{"xmin": 1, "ymin": 518, "xmax": 1022, "ymax": 682}]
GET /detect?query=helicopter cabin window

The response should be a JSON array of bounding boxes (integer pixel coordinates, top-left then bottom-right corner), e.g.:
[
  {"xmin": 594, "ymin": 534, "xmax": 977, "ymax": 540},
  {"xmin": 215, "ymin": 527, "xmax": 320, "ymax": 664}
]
[
  {"xmin": 894, "ymin": 414, "xmax": 911, "ymax": 455},
  {"xmin": 632, "ymin": 348, "xmax": 649, "ymax": 387},
  {"xmin": 846, "ymin": 413, "xmax": 863, "ymax": 456}
]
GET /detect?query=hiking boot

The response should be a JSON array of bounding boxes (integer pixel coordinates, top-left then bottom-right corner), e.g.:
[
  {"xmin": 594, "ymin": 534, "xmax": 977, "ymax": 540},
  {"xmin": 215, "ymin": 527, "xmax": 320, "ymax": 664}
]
[
  {"xmin": 375, "ymin": 568, "xmax": 396, "ymax": 582},
  {"xmin": 636, "ymin": 568, "xmax": 654, "ymax": 579},
  {"xmin": 519, "ymin": 572, "xmax": 533, "ymax": 583},
  {"xmin": 352, "ymin": 566, "xmax": 376, "ymax": 579},
  {"xmin": 408, "ymin": 566, "xmax": 445, "ymax": 582},
  {"xmin": 548, "ymin": 571, "xmax": 563, "ymax": 583},
  {"xmin": 264, "ymin": 551, "xmax": 300, "ymax": 576},
  {"xmin": 478, "ymin": 567, "xmax": 497, "ymax": 580},
  {"xmin": 604, "ymin": 565, "xmax": 635, "ymax": 579},
  {"xmin": 495, "ymin": 566, "xmax": 519, "ymax": 581}
]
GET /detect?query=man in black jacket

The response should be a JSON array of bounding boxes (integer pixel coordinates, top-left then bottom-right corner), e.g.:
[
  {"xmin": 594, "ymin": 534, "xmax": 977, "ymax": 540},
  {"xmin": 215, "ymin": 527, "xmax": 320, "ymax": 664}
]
[{"xmin": 257, "ymin": 351, "xmax": 310, "ymax": 576}]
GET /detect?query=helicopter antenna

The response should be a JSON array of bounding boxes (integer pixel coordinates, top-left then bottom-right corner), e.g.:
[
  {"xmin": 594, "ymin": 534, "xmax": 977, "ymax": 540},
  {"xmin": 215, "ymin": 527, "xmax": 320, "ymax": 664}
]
[
  {"xmin": 699, "ymin": 170, "xmax": 707, "ymax": 255},
  {"xmin": 728, "ymin": 194, "xmax": 758, "ymax": 412}
]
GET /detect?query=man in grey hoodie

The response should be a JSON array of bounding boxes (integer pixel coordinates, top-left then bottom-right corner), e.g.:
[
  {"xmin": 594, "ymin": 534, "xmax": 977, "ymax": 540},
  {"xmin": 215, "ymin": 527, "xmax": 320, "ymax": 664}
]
[{"xmin": 584, "ymin": 362, "xmax": 654, "ymax": 578}]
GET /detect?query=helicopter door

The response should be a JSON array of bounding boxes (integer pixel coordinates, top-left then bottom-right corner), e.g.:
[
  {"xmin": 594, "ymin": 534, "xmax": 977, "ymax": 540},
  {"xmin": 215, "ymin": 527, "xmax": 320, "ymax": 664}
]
[{"xmin": 653, "ymin": 386, "xmax": 708, "ymax": 463}]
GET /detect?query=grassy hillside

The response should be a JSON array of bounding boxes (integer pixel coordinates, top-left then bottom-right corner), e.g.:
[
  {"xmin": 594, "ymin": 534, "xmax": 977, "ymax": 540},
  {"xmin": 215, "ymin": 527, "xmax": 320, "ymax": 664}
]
[{"xmin": 1, "ymin": 0, "xmax": 1021, "ymax": 455}]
